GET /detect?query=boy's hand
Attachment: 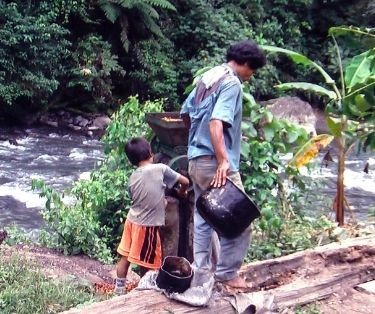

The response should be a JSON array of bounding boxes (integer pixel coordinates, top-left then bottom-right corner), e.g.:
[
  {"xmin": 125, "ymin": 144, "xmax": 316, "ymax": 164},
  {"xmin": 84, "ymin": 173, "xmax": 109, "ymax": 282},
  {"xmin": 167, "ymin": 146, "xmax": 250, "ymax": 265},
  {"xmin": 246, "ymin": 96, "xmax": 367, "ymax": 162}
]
[{"xmin": 177, "ymin": 187, "xmax": 188, "ymax": 199}]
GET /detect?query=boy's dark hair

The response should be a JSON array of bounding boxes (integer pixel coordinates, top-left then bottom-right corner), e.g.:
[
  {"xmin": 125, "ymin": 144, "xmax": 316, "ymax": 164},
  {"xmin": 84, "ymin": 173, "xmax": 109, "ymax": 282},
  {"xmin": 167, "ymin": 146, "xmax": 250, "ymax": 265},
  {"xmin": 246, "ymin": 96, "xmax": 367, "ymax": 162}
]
[
  {"xmin": 125, "ymin": 137, "xmax": 152, "ymax": 166},
  {"xmin": 226, "ymin": 40, "xmax": 266, "ymax": 70}
]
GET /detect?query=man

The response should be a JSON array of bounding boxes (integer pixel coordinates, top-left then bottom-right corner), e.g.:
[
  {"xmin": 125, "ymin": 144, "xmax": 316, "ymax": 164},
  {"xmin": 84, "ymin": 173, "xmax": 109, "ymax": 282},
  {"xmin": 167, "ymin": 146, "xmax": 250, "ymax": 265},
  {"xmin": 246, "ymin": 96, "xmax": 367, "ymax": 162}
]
[{"xmin": 180, "ymin": 40, "xmax": 266, "ymax": 290}]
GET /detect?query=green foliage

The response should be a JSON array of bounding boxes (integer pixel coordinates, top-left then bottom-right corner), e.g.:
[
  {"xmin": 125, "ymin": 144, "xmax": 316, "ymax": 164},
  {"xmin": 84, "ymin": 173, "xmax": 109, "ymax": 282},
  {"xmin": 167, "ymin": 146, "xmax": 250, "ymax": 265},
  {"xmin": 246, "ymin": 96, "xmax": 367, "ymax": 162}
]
[
  {"xmin": 31, "ymin": 179, "xmax": 113, "ymax": 263},
  {"xmin": 169, "ymin": 0, "xmax": 254, "ymax": 97},
  {"xmin": 0, "ymin": 0, "xmax": 370, "ymax": 118},
  {"xmin": 41, "ymin": 0, "xmax": 89, "ymax": 24},
  {"xmin": 68, "ymin": 34, "xmax": 125, "ymax": 107},
  {"xmin": 263, "ymin": 27, "xmax": 375, "ymax": 150},
  {"xmin": 0, "ymin": 250, "xmax": 99, "ymax": 314},
  {"xmin": 128, "ymin": 38, "xmax": 179, "ymax": 106},
  {"xmin": 32, "ymin": 97, "xmax": 163, "ymax": 260},
  {"xmin": 295, "ymin": 303, "xmax": 321, "ymax": 314},
  {"xmin": 0, "ymin": 2, "xmax": 70, "ymax": 107},
  {"xmin": 249, "ymin": 213, "xmax": 336, "ymax": 260},
  {"xmin": 239, "ymin": 83, "xmax": 308, "ymax": 206},
  {"xmin": 2, "ymin": 225, "xmax": 32, "ymax": 246},
  {"xmin": 239, "ymin": 84, "xmax": 336, "ymax": 259}
]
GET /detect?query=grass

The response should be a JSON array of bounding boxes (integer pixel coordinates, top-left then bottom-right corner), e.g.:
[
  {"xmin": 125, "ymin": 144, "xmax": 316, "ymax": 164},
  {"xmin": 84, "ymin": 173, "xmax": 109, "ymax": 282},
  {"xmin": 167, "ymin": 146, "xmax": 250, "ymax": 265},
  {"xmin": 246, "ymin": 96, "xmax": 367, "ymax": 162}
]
[
  {"xmin": 295, "ymin": 304, "xmax": 321, "ymax": 314},
  {"xmin": 0, "ymin": 250, "xmax": 103, "ymax": 314}
]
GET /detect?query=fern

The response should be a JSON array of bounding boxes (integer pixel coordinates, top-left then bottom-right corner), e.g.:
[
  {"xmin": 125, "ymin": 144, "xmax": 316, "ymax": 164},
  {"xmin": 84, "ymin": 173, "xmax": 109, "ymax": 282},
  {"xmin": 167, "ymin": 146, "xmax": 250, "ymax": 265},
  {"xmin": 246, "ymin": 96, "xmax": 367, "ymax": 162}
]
[
  {"xmin": 99, "ymin": 2, "xmax": 121, "ymax": 23},
  {"xmin": 98, "ymin": 0, "xmax": 175, "ymax": 50}
]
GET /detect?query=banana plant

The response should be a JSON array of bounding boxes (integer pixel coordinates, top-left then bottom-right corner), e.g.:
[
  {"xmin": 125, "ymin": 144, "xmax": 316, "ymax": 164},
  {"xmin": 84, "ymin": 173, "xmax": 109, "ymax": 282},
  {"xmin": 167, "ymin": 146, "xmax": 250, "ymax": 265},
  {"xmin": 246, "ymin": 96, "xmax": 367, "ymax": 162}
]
[{"xmin": 262, "ymin": 26, "xmax": 375, "ymax": 225}]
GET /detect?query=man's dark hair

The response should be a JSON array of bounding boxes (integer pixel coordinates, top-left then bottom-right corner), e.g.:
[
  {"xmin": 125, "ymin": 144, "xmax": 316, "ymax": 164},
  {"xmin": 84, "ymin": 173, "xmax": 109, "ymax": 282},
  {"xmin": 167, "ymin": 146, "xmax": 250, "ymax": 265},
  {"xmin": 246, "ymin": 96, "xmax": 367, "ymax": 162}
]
[
  {"xmin": 226, "ymin": 40, "xmax": 266, "ymax": 70},
  {"xmin": 125, "ymin": 137, "xmax": 152, "ymax": 166}
]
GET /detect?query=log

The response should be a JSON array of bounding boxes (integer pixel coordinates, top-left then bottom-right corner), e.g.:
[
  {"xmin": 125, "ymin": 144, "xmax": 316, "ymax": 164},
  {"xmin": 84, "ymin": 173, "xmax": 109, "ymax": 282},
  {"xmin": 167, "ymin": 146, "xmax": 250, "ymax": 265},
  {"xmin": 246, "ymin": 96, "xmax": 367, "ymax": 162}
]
[{"xmin": 63, "ymin": 236, "xmax": 375, "ymax": 314}]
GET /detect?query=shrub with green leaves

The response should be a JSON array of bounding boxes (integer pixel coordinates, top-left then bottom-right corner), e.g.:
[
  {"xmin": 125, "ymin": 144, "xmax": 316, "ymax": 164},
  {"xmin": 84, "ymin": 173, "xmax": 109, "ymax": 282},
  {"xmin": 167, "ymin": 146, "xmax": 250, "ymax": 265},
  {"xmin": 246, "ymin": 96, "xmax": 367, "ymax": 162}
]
[
  {"xmin": 67, "ymin": 34, "xmax": 125, "ymax": 108},
  {"xmin": 239, "ymin": 85, "xmax": 338, "ymax": 260},
  {"xmin": 0, "ymin": 2, "xmax": 70, "ymax": 109}
]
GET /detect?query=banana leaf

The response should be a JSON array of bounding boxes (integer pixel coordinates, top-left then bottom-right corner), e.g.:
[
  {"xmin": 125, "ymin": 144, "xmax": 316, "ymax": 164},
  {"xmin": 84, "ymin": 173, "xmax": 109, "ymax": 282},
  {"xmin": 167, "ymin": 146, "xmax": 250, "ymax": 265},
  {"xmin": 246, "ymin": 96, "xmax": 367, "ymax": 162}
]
[
  {"xmin": 276, "ymin": 82, "xmax": 337, "ymax": 100},
  {"xmin": 261, "ymin": 45, "xmax": 335, "ymax": 85}
]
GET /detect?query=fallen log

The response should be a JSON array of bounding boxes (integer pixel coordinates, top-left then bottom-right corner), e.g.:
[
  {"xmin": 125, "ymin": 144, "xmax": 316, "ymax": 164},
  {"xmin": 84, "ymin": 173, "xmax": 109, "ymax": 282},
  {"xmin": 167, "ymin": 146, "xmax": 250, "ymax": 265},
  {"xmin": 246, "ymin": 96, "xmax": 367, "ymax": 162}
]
[{"xmin": 64, "ymin": 235, "xmax": 375, "ymax": 314}]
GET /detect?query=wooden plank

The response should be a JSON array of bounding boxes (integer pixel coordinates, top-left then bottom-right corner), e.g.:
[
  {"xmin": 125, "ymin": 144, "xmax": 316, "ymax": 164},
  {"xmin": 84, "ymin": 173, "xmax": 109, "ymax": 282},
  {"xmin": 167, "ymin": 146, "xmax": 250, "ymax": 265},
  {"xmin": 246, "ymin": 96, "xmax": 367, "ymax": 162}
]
[
  {"xmin": 274, "ymin": 268, "xmax": 375, "ymax": 308},
  {"xmin": 65, "ymin": 290, "xmax": 232, "ymax": 314}
]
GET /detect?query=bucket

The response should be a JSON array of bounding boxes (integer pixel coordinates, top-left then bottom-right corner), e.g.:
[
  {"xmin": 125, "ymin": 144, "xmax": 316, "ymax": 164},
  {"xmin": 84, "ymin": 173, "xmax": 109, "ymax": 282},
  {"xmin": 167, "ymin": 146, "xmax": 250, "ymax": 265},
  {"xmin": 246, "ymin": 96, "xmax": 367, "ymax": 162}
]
[
  {"xmin": 156, "ymin": 256, "xmax": 193, "ymax": 293},
  {"xmin": 196, "ymin": 178, "xmax": 261, "ymax": 239}
]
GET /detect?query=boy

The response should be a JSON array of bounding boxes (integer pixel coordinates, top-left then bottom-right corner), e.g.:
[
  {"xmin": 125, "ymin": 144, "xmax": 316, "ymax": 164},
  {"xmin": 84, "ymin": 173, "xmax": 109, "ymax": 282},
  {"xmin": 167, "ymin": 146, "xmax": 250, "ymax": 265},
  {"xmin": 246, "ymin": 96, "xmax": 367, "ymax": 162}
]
[{"xmin": 114, "ymin": 137, "xmax": 189, "ymax": 294}]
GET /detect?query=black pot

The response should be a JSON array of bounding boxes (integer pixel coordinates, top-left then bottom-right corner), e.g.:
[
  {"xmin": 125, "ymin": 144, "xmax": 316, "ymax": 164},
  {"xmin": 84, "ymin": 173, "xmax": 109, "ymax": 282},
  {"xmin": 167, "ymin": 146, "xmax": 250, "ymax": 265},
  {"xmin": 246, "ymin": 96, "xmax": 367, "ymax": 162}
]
[
  {"xmin": 196, "ymin": 178, "xmax": 261, "ymax": 239},
  {"xmin": 156, "ymin": 256, "xmax": 193, "ymax": 293}
]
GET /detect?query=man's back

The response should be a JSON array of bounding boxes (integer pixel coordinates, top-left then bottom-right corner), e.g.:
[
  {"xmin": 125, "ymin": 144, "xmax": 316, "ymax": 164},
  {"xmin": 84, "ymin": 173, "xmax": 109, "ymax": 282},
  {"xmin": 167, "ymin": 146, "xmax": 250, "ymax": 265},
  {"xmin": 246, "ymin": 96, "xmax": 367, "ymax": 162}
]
[{"xmin": 181, "ymin": 65, "xmax": 243, "ymax": 171}]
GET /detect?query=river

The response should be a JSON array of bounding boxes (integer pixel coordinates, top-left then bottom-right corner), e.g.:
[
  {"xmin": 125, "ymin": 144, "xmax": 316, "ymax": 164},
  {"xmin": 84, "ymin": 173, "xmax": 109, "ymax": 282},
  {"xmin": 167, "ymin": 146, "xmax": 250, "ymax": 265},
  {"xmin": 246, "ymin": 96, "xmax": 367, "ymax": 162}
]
[
  {"xmin": 0, "ymin": 127, "xmax": 374, "ymax": 235},
  {"xmin": 0, "ymin": 127, "xmax": 104, "ymax": 234}
]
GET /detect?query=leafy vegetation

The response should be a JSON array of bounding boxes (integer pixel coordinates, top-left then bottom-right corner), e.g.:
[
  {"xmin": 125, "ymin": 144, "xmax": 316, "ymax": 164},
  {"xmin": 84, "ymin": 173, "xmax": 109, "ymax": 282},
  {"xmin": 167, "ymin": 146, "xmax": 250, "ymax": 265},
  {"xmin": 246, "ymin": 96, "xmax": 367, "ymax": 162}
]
[
  {"xmin": 1, "ymin": 0, "xmax": 372, "ymax": 118},
  {"xmin": 0, "ymin": 250, "xmax": 100, "ymax": 314},
  {"xmin": 0, "ymin": 2, "xmax": 70, "ymax": 116}
]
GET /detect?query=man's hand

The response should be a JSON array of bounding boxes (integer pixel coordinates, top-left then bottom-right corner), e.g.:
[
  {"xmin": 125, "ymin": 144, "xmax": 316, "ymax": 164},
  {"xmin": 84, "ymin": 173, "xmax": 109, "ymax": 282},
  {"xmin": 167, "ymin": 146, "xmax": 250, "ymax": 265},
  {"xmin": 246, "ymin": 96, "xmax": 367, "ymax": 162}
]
[
  {"xmin": 211, "ymin": 159, "xmax": 230, "ymax": 187},
  {"xmin": 209, "ymin": 119, "xmax": 230, "ymax": 188}
]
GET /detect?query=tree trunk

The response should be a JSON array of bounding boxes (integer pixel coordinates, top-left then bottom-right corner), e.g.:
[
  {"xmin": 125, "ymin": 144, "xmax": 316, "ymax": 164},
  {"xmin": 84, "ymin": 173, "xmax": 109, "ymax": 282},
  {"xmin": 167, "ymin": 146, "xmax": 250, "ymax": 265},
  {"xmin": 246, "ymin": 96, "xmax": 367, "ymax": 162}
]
[{"xmin": 335, "ymin": 135, "xmax": 346, "ymax": 225}]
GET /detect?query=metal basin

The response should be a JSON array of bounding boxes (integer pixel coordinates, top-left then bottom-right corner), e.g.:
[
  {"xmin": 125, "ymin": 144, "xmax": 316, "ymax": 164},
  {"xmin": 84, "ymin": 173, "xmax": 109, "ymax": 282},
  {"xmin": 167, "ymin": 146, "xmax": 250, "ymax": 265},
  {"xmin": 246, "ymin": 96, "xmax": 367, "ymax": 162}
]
[
  {"xmin": 156, "ymin": 256, "xmax": 193, "ymax": 293},
  {"xmin": 196, "ymin": 178, "xmax": 261, "ymax": 239}
]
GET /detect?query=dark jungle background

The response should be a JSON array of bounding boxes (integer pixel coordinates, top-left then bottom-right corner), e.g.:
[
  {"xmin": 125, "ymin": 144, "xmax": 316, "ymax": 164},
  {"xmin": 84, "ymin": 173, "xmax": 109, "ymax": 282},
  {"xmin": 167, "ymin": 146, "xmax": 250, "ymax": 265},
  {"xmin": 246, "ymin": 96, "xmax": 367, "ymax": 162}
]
[{"xmin": 1, "ymin": 0, "xmax": 373, "ymax": 123}]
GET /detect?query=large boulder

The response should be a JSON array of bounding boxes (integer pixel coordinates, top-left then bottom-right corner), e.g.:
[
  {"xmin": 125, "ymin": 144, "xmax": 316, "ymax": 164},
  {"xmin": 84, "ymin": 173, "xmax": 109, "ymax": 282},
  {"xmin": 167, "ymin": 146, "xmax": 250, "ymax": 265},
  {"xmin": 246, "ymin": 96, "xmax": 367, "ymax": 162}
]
[
  {"xmin": 92, "ymin": 115, "xmax": 111, "ymax": 130},
  {"xmin": 263, "ymin": 97, "xmax": 317, "ymax": 136}
]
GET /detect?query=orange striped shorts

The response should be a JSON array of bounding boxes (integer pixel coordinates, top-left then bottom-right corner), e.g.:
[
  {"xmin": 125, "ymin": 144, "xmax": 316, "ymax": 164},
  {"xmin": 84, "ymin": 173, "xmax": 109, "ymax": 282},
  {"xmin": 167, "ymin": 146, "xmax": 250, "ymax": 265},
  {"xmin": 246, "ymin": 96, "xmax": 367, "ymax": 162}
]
[{"xmin": 117, "ymin": 219, "xmax": 162, "ymax": 269}]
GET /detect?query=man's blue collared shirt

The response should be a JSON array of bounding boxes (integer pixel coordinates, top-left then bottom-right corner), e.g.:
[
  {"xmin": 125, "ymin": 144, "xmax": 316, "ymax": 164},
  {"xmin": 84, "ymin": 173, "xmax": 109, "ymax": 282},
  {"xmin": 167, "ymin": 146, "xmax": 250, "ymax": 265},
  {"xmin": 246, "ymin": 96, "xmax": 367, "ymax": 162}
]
[{"xmin": 180, "ymin": 67, "xmax": 243, "ymax": 171}]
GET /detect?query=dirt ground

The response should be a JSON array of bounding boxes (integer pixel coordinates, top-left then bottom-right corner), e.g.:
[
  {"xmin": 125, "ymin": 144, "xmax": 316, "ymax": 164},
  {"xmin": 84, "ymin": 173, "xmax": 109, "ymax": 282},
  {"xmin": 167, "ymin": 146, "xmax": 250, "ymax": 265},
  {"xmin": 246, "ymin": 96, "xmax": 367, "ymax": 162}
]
[
  {"xmin": 1, "ymin": 244, "xmax": 375, "ymax": 313},
  {"xmin": 302, "ymin": 288, "xmax": 375, "ymax": 314},
  {"xmin": 0, "ymin": 244, "xmax": 139, "ymax": 287}
]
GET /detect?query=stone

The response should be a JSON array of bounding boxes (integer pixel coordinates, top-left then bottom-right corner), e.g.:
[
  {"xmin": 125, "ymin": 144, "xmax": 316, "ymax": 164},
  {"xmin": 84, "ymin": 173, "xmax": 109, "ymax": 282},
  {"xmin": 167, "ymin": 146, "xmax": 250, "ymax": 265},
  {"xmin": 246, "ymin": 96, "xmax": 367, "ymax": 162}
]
[
  {"xmin": 264, "ymin": 96, "xmax": 317, "ymax": 136},
  {"xmin": 92, "ymin": 115, "xmax": 111, "ymax": 130}
]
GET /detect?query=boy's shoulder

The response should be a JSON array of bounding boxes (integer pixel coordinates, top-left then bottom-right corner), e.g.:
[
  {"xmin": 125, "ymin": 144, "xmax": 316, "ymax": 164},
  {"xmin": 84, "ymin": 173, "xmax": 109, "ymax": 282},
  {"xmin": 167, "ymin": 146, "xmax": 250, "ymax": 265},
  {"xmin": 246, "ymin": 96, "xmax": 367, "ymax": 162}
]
[{"xmin": 131, "ymin": 163, "xmax": 169, "ymax": 176}]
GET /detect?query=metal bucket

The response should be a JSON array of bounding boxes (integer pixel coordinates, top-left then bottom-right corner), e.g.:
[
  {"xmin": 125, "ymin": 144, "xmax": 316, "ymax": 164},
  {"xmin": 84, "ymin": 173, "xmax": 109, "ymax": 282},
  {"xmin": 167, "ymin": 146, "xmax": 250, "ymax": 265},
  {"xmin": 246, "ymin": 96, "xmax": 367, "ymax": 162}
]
[
  {"xmin": 196, "ymin": 178, "xmax": 261, "ymax": 239},
  {"xmin": 156, "ymin": 256, "xmax": 193, "ymax": 293}
]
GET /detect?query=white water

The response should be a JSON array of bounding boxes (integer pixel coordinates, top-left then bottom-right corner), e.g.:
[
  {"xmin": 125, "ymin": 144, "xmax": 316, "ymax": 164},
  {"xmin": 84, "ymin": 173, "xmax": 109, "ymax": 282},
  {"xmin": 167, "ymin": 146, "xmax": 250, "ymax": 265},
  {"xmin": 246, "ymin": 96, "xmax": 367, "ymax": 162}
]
[{"xmin": 0, "ymin": 127, "xmax": 104, "ymax": 232}]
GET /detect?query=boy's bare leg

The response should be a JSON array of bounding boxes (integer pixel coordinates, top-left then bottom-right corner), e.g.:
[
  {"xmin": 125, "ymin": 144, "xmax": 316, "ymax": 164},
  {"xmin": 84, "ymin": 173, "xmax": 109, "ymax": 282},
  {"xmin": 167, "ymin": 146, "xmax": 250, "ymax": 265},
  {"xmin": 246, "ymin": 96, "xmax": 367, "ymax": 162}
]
[
  {"xmin": 117, "ymin": 256, "xmax": 131, "ymax": 278},
  {"xmin": 115, "ymin": 256, "xmax": 130, "ymax": 294}
]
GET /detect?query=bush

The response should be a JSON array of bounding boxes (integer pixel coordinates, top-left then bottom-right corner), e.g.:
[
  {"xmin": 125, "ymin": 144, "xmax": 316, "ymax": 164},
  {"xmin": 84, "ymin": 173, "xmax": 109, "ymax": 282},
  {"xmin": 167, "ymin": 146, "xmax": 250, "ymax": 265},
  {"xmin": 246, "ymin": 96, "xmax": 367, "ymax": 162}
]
[
  {"xmin": 67, "ymin": 34, "xmax": 125, "ymax": 108},
  {"xmin": 0, "ymin": 2, "xmax": 70, "ymax": 109}
]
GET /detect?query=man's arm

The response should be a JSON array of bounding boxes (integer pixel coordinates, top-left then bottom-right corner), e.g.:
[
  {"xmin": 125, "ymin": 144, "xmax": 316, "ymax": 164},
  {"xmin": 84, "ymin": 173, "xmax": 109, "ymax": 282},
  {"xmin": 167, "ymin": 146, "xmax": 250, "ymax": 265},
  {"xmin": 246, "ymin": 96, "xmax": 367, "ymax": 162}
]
[{"xmin": 209, "ymin": 119, "xmax": 229, "ymax": 187}]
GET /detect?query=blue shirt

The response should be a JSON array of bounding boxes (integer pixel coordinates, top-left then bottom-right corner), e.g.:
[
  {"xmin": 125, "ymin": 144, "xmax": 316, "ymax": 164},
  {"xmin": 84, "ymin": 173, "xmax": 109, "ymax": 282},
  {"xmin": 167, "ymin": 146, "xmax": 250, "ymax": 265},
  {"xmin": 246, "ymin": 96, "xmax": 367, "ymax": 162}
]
[{"xmin": 180, "ymin": 65, "xmax": 243, "ymax": 171}]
